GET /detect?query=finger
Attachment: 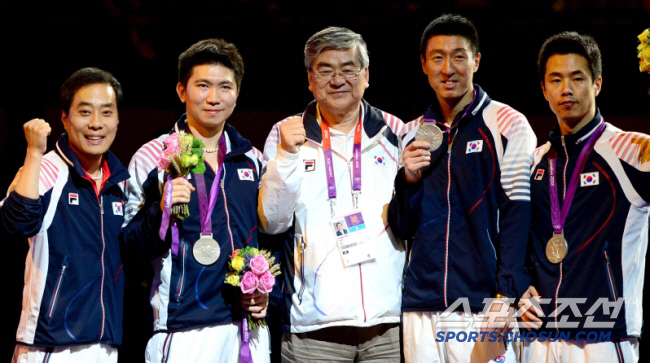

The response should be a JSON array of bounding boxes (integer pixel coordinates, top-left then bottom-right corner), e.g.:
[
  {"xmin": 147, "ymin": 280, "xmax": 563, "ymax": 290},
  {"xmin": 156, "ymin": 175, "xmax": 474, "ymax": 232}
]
[
  {"xmin": 406, "ymin": 161, "xmax": 431, "ymax": 172},
  {"xmin": 529, "ymin": 286, "xmax": 540, "ymax": 297},
  {"xmin": 409, "ymin": 141, "xmax": 432, "ymax": 150}
]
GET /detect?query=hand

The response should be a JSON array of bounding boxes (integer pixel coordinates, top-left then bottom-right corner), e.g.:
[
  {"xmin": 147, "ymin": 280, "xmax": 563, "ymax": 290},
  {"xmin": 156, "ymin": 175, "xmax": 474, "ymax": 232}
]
[
  {"xmin": 481, "ymin": 300, "xmax": 516, "ymax": 335},
  {"xmin": 518, "ymin": 285, "xmax": 543, "ymax": 330},
  {"xmin": 23, "ymin": 118, "xmax": 51, "ymax": 156},
  {"xmin": 159, "ymin": 177, "xmax": 196, "ymax": 212},
  {"xmin": 403, "ymin": 141, "xmax": 431, "ymax": 183},
  {"xmin": 279, "ymin": 116, "xmax": 305, "ymax": 154},
  {"xmin": 239, "ymin": 290, "xmax": 269, "ymax": 319}
]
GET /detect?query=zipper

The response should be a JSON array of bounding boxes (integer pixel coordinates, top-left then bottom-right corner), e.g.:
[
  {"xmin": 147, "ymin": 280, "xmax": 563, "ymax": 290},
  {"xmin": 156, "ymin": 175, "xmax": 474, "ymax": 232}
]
[
  {"xmin": 175, "ymin": 243, "xmax": 187, "ymax": 302},
  {"xmin": 99, "ymin": 196, "xmax": 106, "ymax": 339},
  {"xmin": 297, "ymin": 237, "xmax": 306, "ymax": 304},
  {"xmin": 604, "ymin": 248, "xmax": 618, "ymax": 299},
  {"xmin": 48, "ymin": 262, "xmax": 67, "ymax": 319},
  {"xmin": 443, "ymin": 130, "xmax": 456, "ymax": 307}
]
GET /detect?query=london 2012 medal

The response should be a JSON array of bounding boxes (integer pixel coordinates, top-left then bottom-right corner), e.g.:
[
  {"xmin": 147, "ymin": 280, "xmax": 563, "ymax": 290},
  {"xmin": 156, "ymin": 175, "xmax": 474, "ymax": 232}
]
[
  {"xmin": 193, "ymin": 235, "xmax": 220, "ymax": 265},
  {"xmin": 546, "ymin": 234, "xmax": 568, "ymax": 264},
  {"xmin": 416, "ymin": 123, "xmax": 443, "ymax": 151}
]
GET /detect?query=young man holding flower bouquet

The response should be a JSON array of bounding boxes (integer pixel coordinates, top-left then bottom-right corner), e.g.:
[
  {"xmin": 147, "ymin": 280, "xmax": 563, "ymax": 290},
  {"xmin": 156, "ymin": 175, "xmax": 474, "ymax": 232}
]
[
  {"xmin": 518, "ymin": 31, "xmax": 648, "ymax": 363},
  {"xmin": 259, "ymin": 27, "xmax": 406, "ymax": 361},
  {"xmin": 1, "ymin": 68, "xmax": 129, "ymax": 362},
  {"xmin": 120, "ymin": 39, "xmax": 270, "ymax": 362}
]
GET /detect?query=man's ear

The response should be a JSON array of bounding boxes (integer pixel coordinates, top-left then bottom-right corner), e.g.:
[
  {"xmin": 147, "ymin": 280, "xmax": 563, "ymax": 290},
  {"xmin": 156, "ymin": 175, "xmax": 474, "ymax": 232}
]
[
  {"xmin": 541, "ymin": 81, "xmax": 549, "ymax": 101},
  {"xmin": 176, "ymin": 82, "xmax": 186, "ymax": 103},
  {"xmin": 593, "ymin": 76, "xmax": 602, "ymax": 97},
  {"xmin": 472, "ymin": 52, "xmax": 481, "ymax": 73},
  {"xmin": 61, "ymin": 111, "xmax": 69, "ymax": 131}
]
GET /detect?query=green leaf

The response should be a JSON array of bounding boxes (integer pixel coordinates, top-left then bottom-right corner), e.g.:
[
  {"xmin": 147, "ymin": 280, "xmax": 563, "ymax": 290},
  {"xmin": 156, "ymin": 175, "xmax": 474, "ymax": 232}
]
[
  {"xmin": 192, "ymin": 162, "xmax": 206, "ymax": 175},
  {"xmin": 192, "ymin": 147, "xmax": 204, "ymax": 156}
]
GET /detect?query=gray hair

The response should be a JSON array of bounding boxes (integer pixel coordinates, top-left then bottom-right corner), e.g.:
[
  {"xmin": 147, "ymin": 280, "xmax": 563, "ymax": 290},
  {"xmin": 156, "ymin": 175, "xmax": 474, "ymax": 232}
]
[{"xmin": 304, "ymin": 27, "xmax": 369, "ymax": 70}]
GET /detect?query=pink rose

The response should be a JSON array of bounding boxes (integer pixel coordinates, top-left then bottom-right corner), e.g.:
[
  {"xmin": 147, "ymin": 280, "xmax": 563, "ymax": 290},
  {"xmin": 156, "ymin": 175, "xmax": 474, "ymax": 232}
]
[
  {"xmin": 250, "ymin": 255, "xmax": 269, "ymax": 275},
  {"xmin": 258, "ymin": 271, "xmax": 275, "ymax": 294},
  {"xmin": 163, "ymin": 134, "xmax": 181, "ymax": 154},
  {"xmin": 240, "ymin": 271, "xmax": 259, "ymax": 294},
  {"xmin": 157, "ymin": 153, "xmax": 171, "ymax": 170}
]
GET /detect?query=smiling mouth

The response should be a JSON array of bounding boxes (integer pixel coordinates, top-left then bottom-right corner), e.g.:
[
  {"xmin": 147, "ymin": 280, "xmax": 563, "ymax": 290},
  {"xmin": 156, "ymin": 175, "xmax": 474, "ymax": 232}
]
[{"xmin": 85, "ymin": 135, "xmax": 105, "ymax": 144}]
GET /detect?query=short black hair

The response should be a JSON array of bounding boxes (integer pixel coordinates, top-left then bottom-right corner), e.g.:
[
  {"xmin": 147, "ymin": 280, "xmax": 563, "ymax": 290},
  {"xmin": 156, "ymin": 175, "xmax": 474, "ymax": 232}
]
[
  {"xmin": 538, "ymin": 31, "xmax": 602, "ymax": 83},
  {"xmin": 60, "ymin": 67, "xmax": 122, "ymax": 116},
  {"xmin": 420, "ymin": 14, "xmax": 480, "ymax": 57},
  {"xmin": 178, "ymin": 38, "xmax": 244, "ymax": 90}
]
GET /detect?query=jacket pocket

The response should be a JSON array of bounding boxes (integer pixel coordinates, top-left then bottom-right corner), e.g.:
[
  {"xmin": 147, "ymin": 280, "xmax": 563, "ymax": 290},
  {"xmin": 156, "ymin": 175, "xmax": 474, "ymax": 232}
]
[
  {"xmin": 297, "ymin": 236, "xmax": 306, "ymax": 304},
  {"xmin": 175, "ymin": 243, "xmax": 188, "ymax": 302},
  {"xmin": 48, "ymin": 258, "xmax": 68, "ymax": 320}
]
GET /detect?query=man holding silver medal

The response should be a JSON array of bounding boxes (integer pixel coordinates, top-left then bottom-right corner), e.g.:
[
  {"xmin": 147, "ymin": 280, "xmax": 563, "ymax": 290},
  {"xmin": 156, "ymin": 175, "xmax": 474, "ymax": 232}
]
[
  {"xmin": 258, "ymin": 27, "xmax": 405, "ymax": 361},
  {"xmin": 120, "ymin": 39, "xmax": 270, "ymax": 362},
  {"xmin": 518, "ymin": 32, "xmax": 648, "ymax": 363},
  {"xmin": 388, "ymin": 14, "xmax": 537, "ymax": 363}
]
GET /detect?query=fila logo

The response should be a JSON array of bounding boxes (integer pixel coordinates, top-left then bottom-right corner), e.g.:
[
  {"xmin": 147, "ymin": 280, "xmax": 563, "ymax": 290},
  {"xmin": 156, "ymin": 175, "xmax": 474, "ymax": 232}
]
[
  {"xmin": 237, "ymin": 168, "xmax": 254, "ymax": 181},
  {"xmin": 580, "ymin": 172, "xmax": 599, "ymax": 187},
  {"xmin": 112, "ymin": 202, "xmax": 123, "ymax": 216},
  {"xmin": 68, "ymin": 193, "xmax": 79, "ymax": 205},
  {"xmin": 466, "ymin": 140, "xmax": 483, "ymax": 153},
  {"xmin": 534, "ymin": 169, "xmax": 545, "ymax": 181},
  {"xmin": 304, "ymin": 159, "xmax": 315, "ymax": 172}
]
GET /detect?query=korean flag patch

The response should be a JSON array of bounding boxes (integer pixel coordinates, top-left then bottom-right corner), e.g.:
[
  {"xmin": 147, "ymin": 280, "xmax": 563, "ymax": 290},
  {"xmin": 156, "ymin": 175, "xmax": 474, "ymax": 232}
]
[
  {"xmin": 466, "ymin": 140, "xmax": 483, "ymax": 153},
  {"xmin": 238, "ymin": 168, "xmax": 254, "ymax": 181},
  {"xmin": 580, "ymin": 172, "xmax": 599, "ymax": 187},
  {"xmin": 112, "ymin": 202, "xmax": 124, "ymax": 216},
  {"xmin": 68, "ymin": 193, "xmax": 79, "ymax": 205}
]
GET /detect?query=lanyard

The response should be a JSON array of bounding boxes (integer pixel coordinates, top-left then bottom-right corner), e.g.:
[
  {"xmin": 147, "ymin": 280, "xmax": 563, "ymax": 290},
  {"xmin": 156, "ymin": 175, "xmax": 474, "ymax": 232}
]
[
  {"xmin": 194, "ymin": 133, "xmax": 227, "ymax": 238},
  {"xmin": 548, "ymin": 122, "xmax": 605, "ymax": 236},
  {"xmin": 318, "ymin": 105, "xmax": 363, "ymax": 216}
]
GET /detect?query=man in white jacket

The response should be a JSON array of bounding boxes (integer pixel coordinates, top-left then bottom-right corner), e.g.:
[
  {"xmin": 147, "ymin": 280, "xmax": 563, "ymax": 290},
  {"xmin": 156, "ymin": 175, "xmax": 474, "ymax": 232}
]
[{"xmin": 258, "ymin": 26, "xmax": 406, "ymax": 362}]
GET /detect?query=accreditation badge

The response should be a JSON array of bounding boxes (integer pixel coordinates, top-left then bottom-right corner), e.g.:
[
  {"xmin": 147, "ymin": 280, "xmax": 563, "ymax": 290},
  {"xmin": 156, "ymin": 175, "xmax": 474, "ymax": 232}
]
[{"xmin": 330, "ymin": 211, "xmax": 375, "ymax": 266}]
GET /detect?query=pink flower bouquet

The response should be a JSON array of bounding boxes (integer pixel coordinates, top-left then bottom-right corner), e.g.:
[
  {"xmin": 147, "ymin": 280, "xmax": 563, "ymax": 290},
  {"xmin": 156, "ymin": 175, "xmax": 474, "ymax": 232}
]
[{"xmin": 224, "ymin": 246, "xmax": 281, "ymax": 328}]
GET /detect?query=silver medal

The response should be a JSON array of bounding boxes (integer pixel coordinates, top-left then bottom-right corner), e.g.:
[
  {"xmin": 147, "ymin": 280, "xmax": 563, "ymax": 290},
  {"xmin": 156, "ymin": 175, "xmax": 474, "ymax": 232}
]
[
  {"xmin": 546, "ymin": 234, "xmax": 568, "ymax": 264},
  {"xmin": 193, "ymin": 235, "xmax": 220, "ymax": 266},
  {"xmin": 416, "ymin": 123, "xmax": 443, "ymax": 151}
]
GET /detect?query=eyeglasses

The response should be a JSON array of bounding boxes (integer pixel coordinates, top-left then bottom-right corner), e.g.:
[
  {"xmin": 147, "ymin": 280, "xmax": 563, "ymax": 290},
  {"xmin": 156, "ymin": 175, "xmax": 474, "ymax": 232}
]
[{"xmin": 311, "ymin": 68, "xmax": 363, "ymax": 83}]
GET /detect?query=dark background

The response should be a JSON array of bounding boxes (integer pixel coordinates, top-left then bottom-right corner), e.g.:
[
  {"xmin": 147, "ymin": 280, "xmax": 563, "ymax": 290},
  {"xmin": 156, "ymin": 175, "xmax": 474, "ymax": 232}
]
[{"xmin": 0, "ymin": 0, "xmax": 648, "ymax": 361}]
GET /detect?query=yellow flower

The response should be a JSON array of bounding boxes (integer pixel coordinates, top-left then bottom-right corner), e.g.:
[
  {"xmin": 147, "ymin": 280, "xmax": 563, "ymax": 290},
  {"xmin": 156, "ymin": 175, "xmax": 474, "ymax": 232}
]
[
  {"xmin": 641, "ymin": 58, "xmax": 650, "ymax": 73},
  {"xmin": 231, "ymin": 257, "xmax": 245, "ymax": 272},
  {"xmin": 638, "ymin": 29, "xmax": 649, "ymax": 43},
  {"xmin": 225, "ymin": 273, "xmax": 240, "ymax": 286}
]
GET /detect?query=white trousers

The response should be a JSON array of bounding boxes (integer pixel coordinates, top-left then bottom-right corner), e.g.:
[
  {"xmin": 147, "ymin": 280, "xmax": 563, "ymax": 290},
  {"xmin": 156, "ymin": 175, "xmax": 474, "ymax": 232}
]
[
  {"xmin": 145, "ymin": 322, "xmax": 270, "ymax": 363},
  {"xmin": 13, "ymin": 343, "xmax": 117, "ymax": 363},
  {"xmin": 522, "ymin": 339, "xmax": 639, "ymax": 363},
  {"xmin": 403, "ymin": 311, "xmax": 518, "ymax": 363}
]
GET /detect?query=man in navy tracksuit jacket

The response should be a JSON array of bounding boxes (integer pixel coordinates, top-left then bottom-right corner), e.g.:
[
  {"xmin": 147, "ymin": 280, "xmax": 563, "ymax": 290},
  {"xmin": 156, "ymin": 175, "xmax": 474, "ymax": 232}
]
[
  {"xmin": 119, "ymin": 39, "xmax": 269, "ymax": 363},
  {"xmin": 518, "ymin": 32, "xmax": 646, "ymax": 363},
  {"xmin": 388, "ymin": 15, "xmax": 536, "ymax": 363},
  {"xmin": 1, "ymin": 68, "xmax": 128, "ymax": 363}
]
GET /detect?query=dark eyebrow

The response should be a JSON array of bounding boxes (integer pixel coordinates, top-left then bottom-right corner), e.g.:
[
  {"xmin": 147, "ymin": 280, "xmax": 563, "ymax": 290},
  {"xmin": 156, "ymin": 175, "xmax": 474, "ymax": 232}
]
[
  {"xmin": 429, "ymin": 48, "xmax": 468, "ymax": 56},
  {"xmin": 548, "ymin": 70, "xmax": 588, "ymax": 78}
]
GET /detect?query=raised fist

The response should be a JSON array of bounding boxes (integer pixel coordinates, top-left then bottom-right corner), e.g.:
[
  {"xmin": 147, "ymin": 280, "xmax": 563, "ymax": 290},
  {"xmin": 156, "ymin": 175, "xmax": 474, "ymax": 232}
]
[
  {"xmin": 23, "ymin": 119, "xmax": 51, "ymax": 156},
  {"xmin": 279, "ymin": 116, "xmax": 305, "ymax": 154}
]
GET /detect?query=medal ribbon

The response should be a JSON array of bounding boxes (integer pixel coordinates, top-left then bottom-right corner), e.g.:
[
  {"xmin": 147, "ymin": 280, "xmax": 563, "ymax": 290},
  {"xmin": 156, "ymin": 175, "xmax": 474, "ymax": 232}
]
[
  {"xmin": 319, "ymin": 106, "xmax": 363, "ymax": 201},
  {"xmin": 194, "ymin": 133, "xmax": 227, "ymax": 237},
  {"xmin": 422, "ymin": 88, "xmax": 477, "ymax": 132},
  {"xmin": 548, "ymin": 122, "xmax": 605, "ymax": 235},
  {"xmin": 240, "ymin": 316, "xmax": 253, "ymax": 363},
  {"xmin": 159, "ymin": 176, "xmax": 181, "ymax": 254}
]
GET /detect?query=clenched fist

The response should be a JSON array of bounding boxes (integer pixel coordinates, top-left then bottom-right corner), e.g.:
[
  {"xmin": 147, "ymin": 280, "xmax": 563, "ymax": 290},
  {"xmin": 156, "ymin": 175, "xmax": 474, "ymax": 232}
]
[
  {"xmin": 23, "ymin": 119, "xmax": 51, "ymax": 156},
  {"xmin": 159, "ymin": 178, "xmax": 196, "ymax": 212},
  {"xmin": 279, "ymin": 116, "xmax": 305, "ymax": 154},
  {"xmin": 403, "ymin": 141, "xmax": 431, "ymax": 183}
]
